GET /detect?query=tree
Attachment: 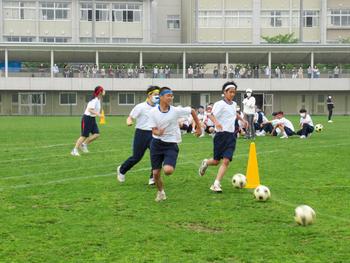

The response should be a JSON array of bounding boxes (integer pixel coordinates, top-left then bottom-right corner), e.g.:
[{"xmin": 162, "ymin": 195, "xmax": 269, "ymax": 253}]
[{"xmin": 261, "ymin": 33, "xmax": 298, "ymax": 44}]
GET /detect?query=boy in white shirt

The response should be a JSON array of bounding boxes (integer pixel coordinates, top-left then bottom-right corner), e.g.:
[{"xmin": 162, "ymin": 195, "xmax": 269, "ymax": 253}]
[
  {"xmin": 242, "ymin": 88, "xmax": 256, "ymax": 139},
  {"xmin": 296, "ymin": 109, "xmax": 314, "ymax": 138},
  {"xmin": 117, "ymin": 86, "xmax": 160, "ymax": 185},
  {"xmin": 71, "ymin": 86, "xmax": 105, "ymax": 156},
  {"xmin": 273, "ymin": 111, "xmax": 295, "ymax": 139},
  {"xmin": 198, "ymin": 81, "xmax": 247, "ymax": 193},
  {"xmin": 149, "ymin": 87, "xmax": 202, "ymax": 202}
]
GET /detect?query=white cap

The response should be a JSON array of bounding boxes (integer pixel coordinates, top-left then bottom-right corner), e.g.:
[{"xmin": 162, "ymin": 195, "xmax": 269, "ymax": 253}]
[{"xmin": 246, "ymin": 88, "xmax": 253, "ymax": 93}]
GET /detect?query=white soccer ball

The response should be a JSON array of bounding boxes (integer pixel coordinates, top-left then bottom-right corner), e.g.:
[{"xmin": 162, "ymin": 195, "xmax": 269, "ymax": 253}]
[
  {"xmin": 294, "ymin": 205, "xmax": 316, "ymax": 226},
  {"xmin": 315, "ymin": 124, "xmax": 323, "ymax": 132},
  {"xmin": 232, "ymin": 173, "xmax": 247, "ymax": 189},
  {"xmin": 254, "ymin": 185, "xmax": 271, "ymax": 201}
]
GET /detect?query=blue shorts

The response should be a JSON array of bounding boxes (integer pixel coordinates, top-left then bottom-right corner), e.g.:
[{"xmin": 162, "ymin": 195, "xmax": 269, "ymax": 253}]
[
  {"xmin": 284, "ymin": 127, "xmax": 295, "ymax": 136},
  {"xmin": 213, "ymin": 132, "xmax": 236, "ymax": 161},
  {"xmin": 81, "ymin": 115, "xmax": 99, "ymax": 137},
  {"xmin": 150, "ymin": 139, "xmax": 179, "ymax": 170}
]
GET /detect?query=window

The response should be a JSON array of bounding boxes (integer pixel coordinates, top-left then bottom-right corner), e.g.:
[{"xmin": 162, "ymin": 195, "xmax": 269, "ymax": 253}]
[
  {"xmin": 96, "ymin": 3, "xmax": 109, "ymax": 21},
  {"xmin": 112, "ymin": 38, "xmax": 142, "ymax": 43},
  {"xmin": 31, "ymin": 93, "xmax": 46, "ymax": 105},
  {"xmin": 112, "ymin": 3, "xmax": 142, "ymax": 22},
  {"xmin": 3, "ymin": 1, "xmax": 36, "ymax": 20},
  {"xmin": 80, "ymin": 3, "xmax": 92, "ymax": 21},
  {"xmin": 225, "ymin": 11, "xmax": 252, "ymax": 28},
  {"xmin": 261, "ymin": 11, "xmax": 289, "ymax": 28},
  {"xmin": 199, "ymin": 11, "xmax": 222, "ymax": 28},
  {"xmin": 40, "ymin": 2, "xmax": 70, "ymax": 21},
  {"xmin": 173, "ymin": 94, "xmax": 180, "ymax": 104},
  {"xmin": 167, "ymin": 15, "xmax": 180, "ymax": 29},
  {"xmin": 329, "ymin": 10, "xmax": 350, "ymax": 27},
  {"xmin": 80, "ymin": 37, "xmax": 93, "ymax": 43},
  {"xmin": 96, "ymin": 38, "xmax": 110, "ymax": 43},
  {"xmin": 40, "ymin": 37, "xmax": 70, "ymax": 43},
  {"xmin": 60, "ymin": 92, "xmax": 77, "ymax": 105},
  {"xmin": 0, "ymin": 94, "xmax": 2, "ymax": 103},
  {"xmin": 118, "ymin": 93, "xmax": 135, "ymax": 105},
  {"xmin": 304, "ymin": 11, "xmax": 319, "ymax": 27},
  {"xmin": 12, "ymin": 94, "xmax": 18, "ymax": 103}
]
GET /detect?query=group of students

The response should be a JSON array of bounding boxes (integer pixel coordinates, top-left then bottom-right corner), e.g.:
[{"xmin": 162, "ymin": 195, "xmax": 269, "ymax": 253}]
[{"xmin": 71, "ymin": 82, "xmax": 248, "ymax": 202}]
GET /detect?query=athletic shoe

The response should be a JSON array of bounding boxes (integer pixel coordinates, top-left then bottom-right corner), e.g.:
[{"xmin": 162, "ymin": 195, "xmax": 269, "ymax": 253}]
[
  {"xmin": 155, "ymin": 191, "xmax": 167, "ymax": 202},
  {"xmin": 71, "ymin": 148, "xmax": 80, "ymax": 156},
  {"xmin": 328, "ymin": 120, "xmax": 333, "ymax": 123},
  {"xmin": 148, "ymin": 177, "xmax": 155, "ymax": 186},
  {"xmin": 79, "ymin": 143, "xmax": 89, "ymax": 153},
  {"xmin": 117, "ymin": 165, "xmax": 125, "ymax": 183},
  {"xmin": 280, "ymin": 135, "xmax": 288, "ymax": 139},
  {"xmin": 300, "ymin": 135, "xmax": 306, "ymax": 139},
  {"xmin": 210, "ymin": 184, "xmax": 222, "ymax": 193},
  {"xmin": 198, "ymin": 159, "xmax": 208, "ymax": 176},
  {"xmin": 199, "ymin": 133, "xmax": 205, "ymax": 138}
]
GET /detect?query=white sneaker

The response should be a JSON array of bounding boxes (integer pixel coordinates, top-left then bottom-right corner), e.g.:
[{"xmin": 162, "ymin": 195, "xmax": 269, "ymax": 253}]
[
  {"xmin": 328, "ymin": 120, "xmax": 333, "ymax": 123},
  {"xmin": 71, "ymin": 148, "xmax": 80, "ymax": 156},
  {"xmin": 79, "ymin": 143, "xmax": 89, "ymax": 153},
  {"xmin": 210, "ymin": 184, "xmax": 222, "ymax": 193},
  {"xmin": 148, "ymin": 177, "xmax": 155, "ymax": 185},
  {"xmin": 117, "ymin": 165, "xmax": 125, "ymax": 183},
  {"xmin": 198, "ymin": 159, "xmax": 208, "ymax": 176},
  {"xmin": 155, "ymin": 191, "xmax": 167, "ymax": 202},
  {"xmin": 199, "ymin": 133, "xmax": 205, "ymax": 138},
  {"xmin": 300, "ymin": 135, "xmax": 306, "ymax": 139},
  {"xmin": 280, "ymin": 135, "xmax": 288, "ymax": 139}
]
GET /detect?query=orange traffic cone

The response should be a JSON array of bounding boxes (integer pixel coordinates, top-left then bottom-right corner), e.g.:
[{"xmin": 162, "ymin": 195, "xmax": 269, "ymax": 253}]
[
  {"xmin": 245, "ymin": 142, "xmax": 260, "ymax": 188},
  {"xmin": 99, "ymin": 110, "xmax": 106, "ymax": 125}
]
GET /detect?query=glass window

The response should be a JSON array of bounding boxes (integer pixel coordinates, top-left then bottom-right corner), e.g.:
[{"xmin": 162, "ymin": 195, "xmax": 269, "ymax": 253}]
[
  {"xmin": 167, "ymin": 15, "xmax": 180, "ymax": 29},
  {"xmin": 80, "ymin": 37, "xmax": 93, "ymax": 43},
  {"xmin": 80, "ymin": 3, "xmax": 92, "ymax": 21},
  {"xmin": 60, "ymin": 93, "xmax": 77, "ymax": 105},
  {"xmin": 118, "ymin": 93, "xmax": 135, "ymax": 105},
  {"xmin": 329, "ymin": 9, "xmax": 350, "ymax": 27},
  {"xmin": 96, "ymin": 38, "xmax": 110, "ymax": 43},
  {"xmin": 303, "ymin": 10, "xmax": 319, "ymax": 27},
  {"xmin": 40, "ymin": 37, "xmax": 70, "ymax": 43},
  {"xmin": 199, "ymin": 11, "xmax": 222, "ymax": 28},
  {"xmin": 12, "ymin": 94, "xmax": 18, "ymax": 103},
  {"xmin": 225, "ymin": 10, "xmax": 252, "ymax": 28},
  {"xmin": 32, "ymin": 93, "xmax": 46, "ymax": 105},
  {"xmin": 3, "ymin": 1, "xmax": 36, "ymax": 20},
  {"xmin": 112, "ymin": 3, "xmax": 142, "ymax": 22},
  {"xmin": 261, "ymin": 10, "xmax": 289, "ymax": 28},
  {"xmin": 96, "ymin": 3, "xmax": 109, "ymax": 21},
  {"xmin": 318, "ymin": 95, "xmax": 324, "ymax": 103},
  {"xmin": 40, "ymin": 2, "xmax": 70, "ymax": 21},
  {"xmin": 173, "ymin": 94, "xmax": 180, "ymax": 104}
]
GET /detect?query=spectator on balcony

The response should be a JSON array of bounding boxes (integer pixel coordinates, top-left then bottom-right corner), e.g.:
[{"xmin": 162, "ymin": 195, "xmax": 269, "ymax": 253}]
[
  {"xmin": 307, "ymin": 66, "xmax": 312, "ymax": 78},
  {"xmin": 333, "ymin": 66, "xmax": 340, "ymax": 78},
  {"xmin": 139, "ymin": 65, "xmax": 145, "ymax": 79},
  {"xmin": 313, "ymin": 66, "xmax": 320, "ymax": 78},
  {"xmin": 120, "ymin": 65, "xmax": 126, "ymax": 78},
  {"xmin": 165, "ymin": 65, "xmax": 171, "ymax": 78},
  {"xmin": 246, "ymin": 66, "xmax": 252, "ymax": 79},
  {"xmin": 127, "ymin": 66, "xmax": 133, "ymax": 78},
  {"xmin": 194, "ymin": 64, "xmax": 200, "ymax": 78},
  {"xmin": 213, "ymin": 66, "xmax": 219, "ymax": 78},
  {"xmin": 199, "ymin": 65, "xmax": 205, "ymax": 78},
  {"xmin": 134, "ymin": 66, "xmax": 139, "ymax": 78},
  {"xmin": 188, "ymin": 66, "xmax": 194, "ymax": 78},
  {"xmin": 275, "ymin": 66, "xmax": 281, "ymax": 78},
  {"xmin": 253, "ymin": 65, "xmax": 259, "ymax": 79},
  {"xmin": 298, "ymin": 66, "xmax": 304, "ymax": 79},
  {"xmin": 69, "ymin": 66, "xmax": 74, "ymax": 78},
  {"xmin": 91, "ymin": 65, "xmax": 97, "ymax": 78},
  {"xmin": 159, "ymin": 66, "xmax": 165, "ymax": 78},
  {"xmin": 228, "ymin": 65, "xmax": 234, "ymax": 79},
  {"xmin": 39, "ymin": 63, "xmax": 45, "ymax": 77},
  {"xmin": 63, "ymin": 65, "xmax": 69, "ymax": 78},
  {"xmin": 84, "ymin": 64, "xmax": 90, "ymax": 78},
  {"xmin": 235, "ymin": 65, "xmax": 240, "ymax": 78},
  {"xmin": 239, "ymin": 66, "xmax": 246, "ymax": 78},
  {"xmin": 153, "ymin": 66, "xmax": 159, "ymax": 78},
  {"xmin": 108, "ymin": 65, "xmax": 114, "ymax": 78},
  {"xmin": 100, "ymin": 66, "xmax": 106, "ymax": 78},
  {"xmin": 79, "ymin": 64, "xmax": 84, "ymax": 78},
  {"xmin": 52, "ymin": 64, "xmax": 59, "ymax": 77},
  {"xmin": 222, "ymin": 66, "xmax": 228, "ymax": 79},
  {"xmin": 291, "ymin": 66, "xmax": 297, "ymax": 79},
  {"xmin": 264, "ymin": 66, "xmax": 270, "ymax": 78},
  {"xmin": 281, "ymin": 65, "xmax": 286, "ymax": 78}
]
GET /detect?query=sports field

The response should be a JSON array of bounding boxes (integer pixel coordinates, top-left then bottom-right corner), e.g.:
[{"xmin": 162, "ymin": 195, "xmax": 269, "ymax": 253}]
[{"xmin": 1, "ymin": 116, "xmax": 350, "ymax": 262}]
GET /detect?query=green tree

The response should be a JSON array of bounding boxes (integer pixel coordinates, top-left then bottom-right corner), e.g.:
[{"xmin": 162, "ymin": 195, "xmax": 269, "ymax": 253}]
[{"xmin": 261, "ymin": 33, "xmax": 298, "ymax": 44}]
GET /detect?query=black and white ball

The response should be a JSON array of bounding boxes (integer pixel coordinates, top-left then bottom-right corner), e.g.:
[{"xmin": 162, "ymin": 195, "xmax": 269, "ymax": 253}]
[
  {"xmin": 315, "ymin": 124, "xmax": 323, "ymax": 132},
  {"xmin": 294, "ymin": 205, "xmax": 316, "ymax": 226},
  {"xmin": 253, "ymin": 185, "xmax": 271, "ymax": 201},
  {"xmin": 231, "ymin": 173, "xmax": 247, "ymax": 189}
]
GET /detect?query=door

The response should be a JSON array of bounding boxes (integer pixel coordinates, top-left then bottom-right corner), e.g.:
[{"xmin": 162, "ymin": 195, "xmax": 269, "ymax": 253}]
[
  {"xmin": 191, "ymin": 93, "xmax": 200, "ymax": 108},
  {"xmin": 263, "ymin": 93, "xmax": 273, "ymax": 115},
  {"xmin": 200, "ymin": 93, "xmax": 210, "ymax": 107}
]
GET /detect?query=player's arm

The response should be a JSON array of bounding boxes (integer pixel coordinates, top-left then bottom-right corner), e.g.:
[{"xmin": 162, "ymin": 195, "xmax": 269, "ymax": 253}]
[
  {"xmin": 88, "ymin": 107, "xmax": 100, "ymax": 117},
  {"xmin": 208, "ymin": 114, "xmax": 222, "ymax": 131},
  {"xmin": 191, "ymin": 109, "xmax": 202, "ymax": 137},
  {"xmin": 126, "ymin": 116, "xmax": 134, "ymax": 126},
  {"xmin": 236, "ymin": 113, "xmax": 248, "ymax": 128},
  {"xmin": 152, "ymin": 127, "xmax": 165, "ymax": 136}
]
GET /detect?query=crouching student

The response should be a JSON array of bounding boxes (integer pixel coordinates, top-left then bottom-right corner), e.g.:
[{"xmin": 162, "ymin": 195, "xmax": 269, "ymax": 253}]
[
  {"xmin": 296, "ymin": 109, "xmax": 314, "ymax": 138},
  {"xmin": 149, "ymin": 87, "xmax": 202, "ymax": 202}
]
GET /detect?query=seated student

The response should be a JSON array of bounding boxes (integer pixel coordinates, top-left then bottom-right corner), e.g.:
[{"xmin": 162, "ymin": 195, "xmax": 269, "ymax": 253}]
[
  {"xmin": 273, "ymin": 111, "xmax": 295, "ymax": 139},
  {"xmin": 203, "ymin": 104, "xmax": 215, "ymax": 136},
  {"xmin": 178, "ymin": 113, "xmax": 193, "ymax": 134},
  {"xmin": 254, "ymin": 107, "xmax": 268, "ymax": 133},
  {"xmin": 195, "ymin": 106, "xmax": 206, "ymax": 137},
  {"xmin": 296, "ymin": 109, "xmax": 314, "ymax": 139},
  {"xmin": 256, "ymin": 112, "xmax": 278, "ymax": 136}
]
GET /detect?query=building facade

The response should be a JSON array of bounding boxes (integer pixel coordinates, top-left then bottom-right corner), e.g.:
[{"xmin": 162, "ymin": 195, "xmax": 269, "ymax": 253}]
[{"xmin": 1, "ymin": 0, "xmax": 350, "ymax": 44}]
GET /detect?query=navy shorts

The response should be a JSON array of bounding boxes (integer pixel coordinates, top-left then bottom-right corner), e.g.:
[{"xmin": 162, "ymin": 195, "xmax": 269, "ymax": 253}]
[
  {"xmin": 284, "ymin": 127, "xmax": 295, "ymax": 136},
  {"xmin": 213, "ymin": 132, "xmax": 236, "ymax": 161},
  {"xmin": 81, "ymin": 115, "xmax": 99, "ymax": 137},
  {"xmin": 150, "ymin": 139, "xmax": 179, "ymax": 170}
]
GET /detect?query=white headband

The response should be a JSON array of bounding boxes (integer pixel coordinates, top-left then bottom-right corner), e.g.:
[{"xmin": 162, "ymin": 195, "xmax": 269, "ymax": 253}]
[{"xmin": 224, "ymin": 84, "xmax": 236, "ymax": 91}]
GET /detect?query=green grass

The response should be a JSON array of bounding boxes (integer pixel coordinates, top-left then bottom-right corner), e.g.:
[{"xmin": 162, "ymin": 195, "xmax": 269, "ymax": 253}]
[{"xmin": 1, "ymin": 116, "xmax": 350, "ymax": 262}]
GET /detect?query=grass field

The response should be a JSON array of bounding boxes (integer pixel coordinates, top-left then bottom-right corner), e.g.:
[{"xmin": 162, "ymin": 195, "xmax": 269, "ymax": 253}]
[{"xmin": 1, "ymin": 115, "xmax": 350, "ymax": 262}]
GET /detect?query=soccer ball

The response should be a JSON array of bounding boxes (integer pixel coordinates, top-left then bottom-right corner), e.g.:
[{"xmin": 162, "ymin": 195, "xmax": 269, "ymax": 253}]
[
  {"xmin": 315, "ymin": 124, "xmax": 323, "ymax": 132},
  {"xmin": 232, "ymin": 173, "xmax": 247, "ymax": 188},
  {"xmin": 253, "ymin": 185, "xmax": 271, "ymax": 201},
  {"xmin": 294, "ymin": 205, "xmax": 316, "ymax": 226}
]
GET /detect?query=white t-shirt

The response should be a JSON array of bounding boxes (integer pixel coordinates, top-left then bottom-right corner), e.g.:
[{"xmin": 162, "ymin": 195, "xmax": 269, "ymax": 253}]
[
  {"xmin": 242, "ymin": 96, "xmax": 256, "ymax": 114},
  {"xmin": 212, "ymin": 100, "xmax": 237, "ymax": 133},
  {"xmin": 281, "ymin": 117, "xmax": 295, "ymax": 131},
  {"xmin": 84, "ymin": 97, "xmax": 101, "ymax": 117},
  {"xmin": 204, "ymin": 112, "xmax": 214, "ymax": 126},
  {"xmin": 129, "ymin": 102, "xmax": 155, "ymax": 131},
  {"xmin": 149, "ymin": 105, "xmax": 192, "ymax": 143},
  {"xmin": 300, "ymin": 114, "xmax": 314, "ymax": 127}
]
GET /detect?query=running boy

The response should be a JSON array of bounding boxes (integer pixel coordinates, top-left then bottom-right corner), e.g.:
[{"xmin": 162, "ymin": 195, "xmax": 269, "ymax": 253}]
[
  {"xmin": 149, "ymin": 87, "xmax": 202, "ymax": 202},
  {"xmin": 117, "ymin": 86, "xmax": 160, "ymax": 185},
  {"xmin": 199, "ymin": 81, "xmax": 247, "ymax": 192},
  {"xmin": 71, "ymin": 86, "xmax": 105, "ymax": 156}
]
